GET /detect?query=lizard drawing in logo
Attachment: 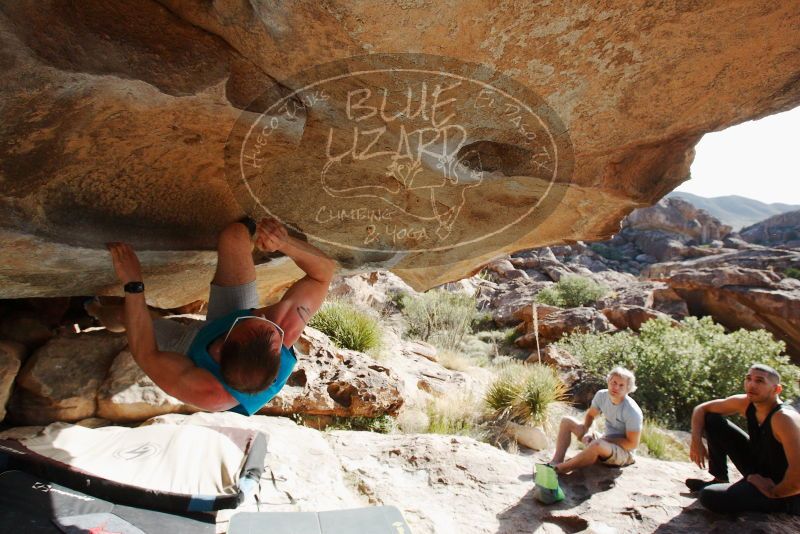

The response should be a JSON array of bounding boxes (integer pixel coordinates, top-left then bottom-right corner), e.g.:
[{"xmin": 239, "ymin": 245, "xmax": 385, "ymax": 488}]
[{"xmin": 320, "ymin": 114, "xmax": 484, "ymax": 242}]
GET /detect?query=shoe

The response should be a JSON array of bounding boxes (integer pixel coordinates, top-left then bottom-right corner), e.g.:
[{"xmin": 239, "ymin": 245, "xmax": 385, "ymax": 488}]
[{"xmin": 685, "ymin": 478, "xmax": 725, "ymax": 492}]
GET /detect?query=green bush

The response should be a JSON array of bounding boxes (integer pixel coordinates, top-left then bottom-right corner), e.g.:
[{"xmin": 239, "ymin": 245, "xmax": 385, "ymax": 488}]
[
  {"xmin": 557, "ymin": 316, "xmax": 800, "ymax": 429},
  {"xmin": 535, "ymin": 275, "xmax": 608, "ymax": 308},
  {"xmin": 485, "ymin": 363, "xmax": 568, "ymax": 426},
  {"xmin": 309, "ymin": 300, "xmax": 382, "ymax": 352},
  {"xmin": 640, "ymin": 419, "xmax": 688, "ymax": 461},
  {"xmin": 785, "ymin": 267, "xmax": 800, "ymax": 280},
  {"xmin": 400, "ymin": 290, "xmax": 478, "ymax": 351}
]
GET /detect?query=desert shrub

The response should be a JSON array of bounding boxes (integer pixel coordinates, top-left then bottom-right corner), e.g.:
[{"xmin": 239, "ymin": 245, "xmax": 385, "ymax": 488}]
[
  {"xmin": 436, "ymin": 349, "xmax": 471, "ymax": 371},
  {"xmin": 535, "ymin": 275, "xmax": 608, "ymax": 308},
  {"xmin": 485, "ymin": 363, "xmax": 568, "ymax": 426},
  {"xmin": 557, "ymin": 316, "xmax": 800, "ymax": 429},
  {"xmin": 785, "ymin": 267, "xmax": 800, "ymax": 280},
  {"xmin": 453, "ymin": 336, "xmax": 493, "ymax": 366},
  {"xmin": 325, "ymin": 415, "xmax": 395, "ymax": 433},
  {"xmin": 401, "ymin": 290, "xmax": 478, "ymax": 351},
  {"xmin": 639, "ymin": 419, "xmax": 688, "ymax": 461},
  {"xmin": 309, "ymin": 300, "xmax": 382, "ymax": 352},
  {"xmin": 425, "ymin": 393, "xmax": 484, "ymax": 438}
]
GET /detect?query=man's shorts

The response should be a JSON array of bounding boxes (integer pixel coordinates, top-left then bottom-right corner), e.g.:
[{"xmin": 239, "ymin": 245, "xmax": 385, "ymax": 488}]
[
  {"xmin": 152, "ymin": 280, "xmax": 260, "ymax": 355},
  {"xmin": 600, "ymin": 442, "xmax": 635, "ymax": 467}
]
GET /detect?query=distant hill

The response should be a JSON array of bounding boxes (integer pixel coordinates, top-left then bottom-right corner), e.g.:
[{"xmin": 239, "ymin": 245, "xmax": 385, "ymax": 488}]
[{"xmin": 667, "ymin": 192, "xmax": 800, "ymax": 230}]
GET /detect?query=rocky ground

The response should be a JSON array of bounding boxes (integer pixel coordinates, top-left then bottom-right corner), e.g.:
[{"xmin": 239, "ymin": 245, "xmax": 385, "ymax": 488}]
[{"xmin": 5, "ymin": 412, "xmax": 799, "ymax": 534}]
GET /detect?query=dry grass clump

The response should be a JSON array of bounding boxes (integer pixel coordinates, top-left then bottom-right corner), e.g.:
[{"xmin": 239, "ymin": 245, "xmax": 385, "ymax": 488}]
[{"xmin": 309, "ymin": 300, "xmax": 382, "ymax": 352}]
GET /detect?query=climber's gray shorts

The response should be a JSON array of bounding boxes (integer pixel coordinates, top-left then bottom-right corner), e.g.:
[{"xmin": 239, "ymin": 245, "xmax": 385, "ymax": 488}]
[{"xmin": 153, "ymin": 280, "xmax": 260, "ymax": 354}]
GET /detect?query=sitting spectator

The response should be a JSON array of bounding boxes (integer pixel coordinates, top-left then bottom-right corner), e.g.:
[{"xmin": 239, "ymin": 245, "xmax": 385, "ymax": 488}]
[
  {"xmin": 550, "ymin": 367, "xmax": 643, "ymax": 473},
  {"xmin": 686, "ymin": 364, "xmax": 800, "ymax": 515}
]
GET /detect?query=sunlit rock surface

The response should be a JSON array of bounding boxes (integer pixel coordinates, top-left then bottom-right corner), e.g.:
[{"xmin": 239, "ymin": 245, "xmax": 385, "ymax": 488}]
[{"xmin": 1, "ymin": 1, "xmax": 799, "ymax": 306}]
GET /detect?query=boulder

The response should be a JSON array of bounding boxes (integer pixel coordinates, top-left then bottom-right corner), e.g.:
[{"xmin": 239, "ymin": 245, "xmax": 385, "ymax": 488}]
[
  {"xmin": 329, "ymin": 271, "xmax": 418, "ymax": 311},
  {"xmin": 632, "ymin": 230, "xmax": 690, "ymax": 262},
  {"xmin": 651, "ymin": 285, "xmax": 691, "ymax": 319},
  {"xmin": 485, "ymin": 280, "xmax": 554, "ymax": 326},
  {"xmin": 8, "ymin": 332, "xmax": 127, "ymax": 424},
  {"xmin": 723, "ymin": 234, "xmax": 754, "ymax": 249},
  {"xmin": 487, "ymin": 258, "xmax": 516, "ymax": 275},
  {"xmin": 0, "ymin": 341, "xmax": 25, "ymax": 421},
  {"xmin": 504, "ymin": 421, "xmax": 548, "ymax": 451},
  {"xmin": 262, "ymin": 327, "xmax": 404, "ymax": 418},
  {"xmin": 512, "ymin": 303, "xmax": 563, "ymax": 332},
  {"xmin": 740, "ymin": 209, "xmax": 800, "ymax": 246},
  {"xmin": 626, "ymin": 197, "xmax": 732, "ymax": 244},
  {"xmin": 643, "ymin": 248, "xmax": 800, "ymax": 279},
  {"xmin": 516, "ymin": 308, "xmax": 615, "ymax": 348},
  {"xmin": 401, "ymin": 340, "xmax": 438, "ymax": 362},
  {"xmin": 563, "ymin": 369, "xmax": 607, "ymax": 409},
  {"xmin": 0, "ymin": 312, "xmax": 54, "ymax": 351},
  {"xmin": 510, "ymin": 256, "xmax": 540, "ymax": 270},
  {"xmin": 96, "ymin": 349, "xmax": 197, "ymax": 422},
  {"xmin": 601, "ymin": 305, "xmax": 678, "ymax": 332},
  {"xmin": 597, "ymin": 281, "xmax": 688, "ymax": 319},
  {"xmin": 666, "ymin": 266, "xmax": 782, "ymax": 289},
  {"xmin": 537, "ymin": 248, "xmax": 575, "ymax": 282},
  {"xmin": 525, "ymin": 345, "xmax": 579, "ymax": 371},
  {"xmin": 375, "ymin": 330, "xmax": 491, "ymax": 408},
  {"xmin": 586, "ymin": 269, "xmax": 639, "ymax": 289}
]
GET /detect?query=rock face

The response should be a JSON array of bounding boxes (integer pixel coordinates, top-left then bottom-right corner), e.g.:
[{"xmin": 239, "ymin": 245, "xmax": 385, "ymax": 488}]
[
  {"xmin": 0, "ymin": 341, "xmax": 25, "ymax": 420},
  {"xmin": 261, "ymin": 327, "xmax": 404, "ymax": 418},
  {"xmin": 2, "ymin": 321, "xmax": 405, "ymax": 424},
  {"xmin": 516, "ymin": 307, "xmax": 615, "ymax": 348},
  {"xmin": 601, "ymin": 304, "xmax": 677, "ymax": 332},
  {"xmin": 1, "ymin": 2, "xmax": 799, "ymax": 305},
  {"xmin": 740, "ymin": 209, "xmax": 800, "ymax": 247},
  {"xmin": 645, "ymin": 249, "xmax": 800, "ymax": 362},
  {"xmin": 627, "ymin": 197, "xmax": 732, "ymax": 245},
  {"xmin": 8, "ymin": 332, "xmax": 127, "ymax": 424},
  {"xmin": 96, "ymin": 350, "xmax": 197, "ymax": 422},
  {"xmin": 643, "ymin": 248, "xmax": 800, "ymax": 278}
]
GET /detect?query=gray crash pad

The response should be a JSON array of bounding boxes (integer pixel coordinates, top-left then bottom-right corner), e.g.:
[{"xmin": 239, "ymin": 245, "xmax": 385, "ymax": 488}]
[{"xmin": 228, "ymin": 505, "xmax": 411, "ymax": 534}]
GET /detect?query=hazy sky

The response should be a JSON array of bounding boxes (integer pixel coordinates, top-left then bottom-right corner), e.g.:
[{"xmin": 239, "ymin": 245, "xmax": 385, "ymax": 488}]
[{"xmin": 675, "ymin": 105, "xmax": 800, "ymax": 205}]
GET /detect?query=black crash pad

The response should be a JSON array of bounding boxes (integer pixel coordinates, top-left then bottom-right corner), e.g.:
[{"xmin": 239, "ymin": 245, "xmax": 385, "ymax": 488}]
[{"xmin": 0, "ymin": 470, "xmax": 214, "ymax": 533}]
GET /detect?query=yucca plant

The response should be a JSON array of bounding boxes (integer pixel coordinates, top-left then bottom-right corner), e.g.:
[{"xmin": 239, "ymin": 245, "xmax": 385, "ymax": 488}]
[{"xmin": 485, "ymin": 363, "xmax": 568, "ymax": 426}]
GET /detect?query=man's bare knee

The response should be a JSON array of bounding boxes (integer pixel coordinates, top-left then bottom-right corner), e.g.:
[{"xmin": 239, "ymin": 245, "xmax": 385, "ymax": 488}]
[{"xmin": 560, "ymin": 416, "xmax": 578, "ymax": 428}]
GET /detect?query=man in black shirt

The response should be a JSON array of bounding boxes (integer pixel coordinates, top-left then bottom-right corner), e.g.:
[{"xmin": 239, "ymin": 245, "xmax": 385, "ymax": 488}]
[{"xmin": 686, "ymin": 364, "xmax": 800, "ymax": 515}]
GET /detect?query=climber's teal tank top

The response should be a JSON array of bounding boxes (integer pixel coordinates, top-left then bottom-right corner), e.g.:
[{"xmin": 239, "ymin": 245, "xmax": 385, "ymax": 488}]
[{"xmin": 187, "ymin": 309, "xmax": 297, "ymax": 416}]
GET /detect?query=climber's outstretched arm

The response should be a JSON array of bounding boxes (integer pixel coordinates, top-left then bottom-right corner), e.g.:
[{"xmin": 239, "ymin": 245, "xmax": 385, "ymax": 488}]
[{"xmin": 107, "ymin": 242, "xmax": 235, "ymax": 411}]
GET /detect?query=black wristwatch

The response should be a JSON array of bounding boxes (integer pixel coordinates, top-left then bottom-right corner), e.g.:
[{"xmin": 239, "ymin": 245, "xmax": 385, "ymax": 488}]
[
  {"xmin": 124, "ymin": 281, "xmax": 145, "ymax": 294},
  {"xmin": 238, "ymin": 216, "xmax": 257, "ymax": 237}
]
